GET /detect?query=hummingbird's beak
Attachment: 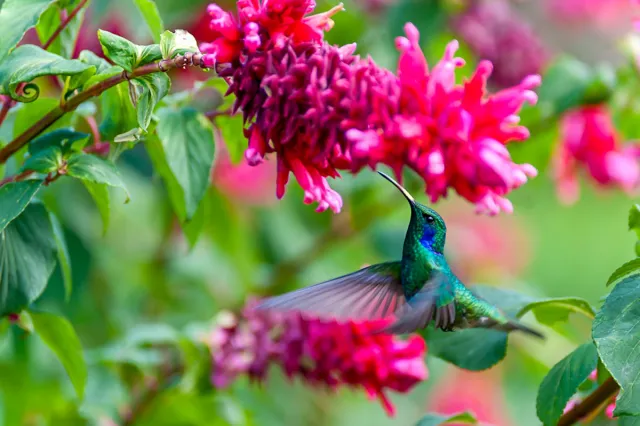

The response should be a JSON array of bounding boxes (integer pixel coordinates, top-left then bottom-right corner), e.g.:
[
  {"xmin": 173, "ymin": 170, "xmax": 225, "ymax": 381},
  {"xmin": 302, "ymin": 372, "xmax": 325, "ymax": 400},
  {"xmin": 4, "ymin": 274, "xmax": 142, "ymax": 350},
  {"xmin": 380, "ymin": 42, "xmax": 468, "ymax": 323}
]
[{"xmin": 377, "ymin": 170, "xmax": 415, "ymax": 205}]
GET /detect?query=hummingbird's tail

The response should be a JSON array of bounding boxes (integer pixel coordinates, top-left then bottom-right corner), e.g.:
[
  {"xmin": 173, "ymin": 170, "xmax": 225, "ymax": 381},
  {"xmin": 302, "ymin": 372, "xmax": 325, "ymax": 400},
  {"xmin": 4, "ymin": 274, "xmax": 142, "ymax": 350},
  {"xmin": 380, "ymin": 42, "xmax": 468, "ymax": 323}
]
[{"xmin": 499, "ymin": 319, "xmax": 545, "ymax": 339}]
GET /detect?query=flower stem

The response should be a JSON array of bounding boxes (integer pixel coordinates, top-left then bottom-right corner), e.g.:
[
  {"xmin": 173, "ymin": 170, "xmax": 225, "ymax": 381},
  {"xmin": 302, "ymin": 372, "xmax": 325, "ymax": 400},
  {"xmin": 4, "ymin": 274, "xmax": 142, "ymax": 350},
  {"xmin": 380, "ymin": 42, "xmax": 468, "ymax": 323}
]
[
  {"xmin": 42, "ymin": 0, "xmax": 90, "ymax": 50},
  {"xmin": 0, "ymin": 170, "xmax": 34, "ymax": 187},
  {"xmin": 557, "ymin": 377, "xmax": 619, "ymax": 426},
  {"xmin": 0, "ymin": 52, "xmax": 208, "ymax": 165}
]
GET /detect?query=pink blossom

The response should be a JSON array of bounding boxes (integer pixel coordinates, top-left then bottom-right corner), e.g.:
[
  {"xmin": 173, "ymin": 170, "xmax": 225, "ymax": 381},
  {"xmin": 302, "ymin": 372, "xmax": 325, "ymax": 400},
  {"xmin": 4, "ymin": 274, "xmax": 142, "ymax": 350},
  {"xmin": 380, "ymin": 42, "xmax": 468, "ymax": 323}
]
[
  {"xmin": 451, "ymin": 0, "xmax": 550, "ymax": 88},
  {"xmin": 208, "ymin": 303, "xmax": 428, "ymax": 416},
  {"xmin": 428, "ymin": 367, "xmax": 512, "ymax": 426},
  {"xmin": 606, "ymin": 402, "xmax": 617, "ymax": 419},
  {"xmin": 200, "ymin": 2, "xmax": 540, "ymax": 214},
  {"xmin": 211, "ymin": 131, "xmax": 277, "ymax": 206},
  {"xmin": 553, "ymin": 105, "xmax": 640, "ymax": 204},
  {"xmin": 545, "ymin": 0, "xmax": 633, "ymax": 27}
]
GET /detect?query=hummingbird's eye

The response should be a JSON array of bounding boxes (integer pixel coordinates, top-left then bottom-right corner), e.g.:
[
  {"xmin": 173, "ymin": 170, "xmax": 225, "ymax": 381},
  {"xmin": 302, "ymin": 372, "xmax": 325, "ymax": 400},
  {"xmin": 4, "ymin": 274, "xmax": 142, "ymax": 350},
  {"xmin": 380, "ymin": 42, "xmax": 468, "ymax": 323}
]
[{"xmin": 425, "ymin": 214, "xmax": 435, "ymax": 223}]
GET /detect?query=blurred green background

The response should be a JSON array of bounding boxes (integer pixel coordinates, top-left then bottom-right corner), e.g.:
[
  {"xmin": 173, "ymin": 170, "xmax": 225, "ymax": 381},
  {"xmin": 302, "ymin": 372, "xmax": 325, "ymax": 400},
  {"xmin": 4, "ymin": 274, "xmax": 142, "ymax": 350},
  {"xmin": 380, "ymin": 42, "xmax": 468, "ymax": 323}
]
[{"xmin": 0, "ymin": 0, "xmax": 638, "ymax": 425}]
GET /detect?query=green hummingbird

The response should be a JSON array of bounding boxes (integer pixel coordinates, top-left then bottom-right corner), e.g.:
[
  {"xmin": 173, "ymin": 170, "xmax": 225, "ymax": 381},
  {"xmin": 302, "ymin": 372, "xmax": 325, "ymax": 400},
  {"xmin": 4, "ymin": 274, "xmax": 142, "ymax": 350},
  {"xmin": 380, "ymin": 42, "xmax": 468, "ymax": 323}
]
[{"xmin": 255, "ymin": 171, "xmax": 543, "ymax": 339}]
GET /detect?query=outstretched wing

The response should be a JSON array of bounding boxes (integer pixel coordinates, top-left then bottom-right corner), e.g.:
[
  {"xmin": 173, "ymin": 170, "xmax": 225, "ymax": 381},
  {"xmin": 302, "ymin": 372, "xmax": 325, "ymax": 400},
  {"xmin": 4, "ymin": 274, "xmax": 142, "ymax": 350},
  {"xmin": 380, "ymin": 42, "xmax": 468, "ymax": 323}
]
[
  {"xmin": 254, "ymin": 262, "xmax": 405, "ymax": 320},
  {"xmin": 379, "ymin": 271, "xmax": 456, "ymax": 334}
]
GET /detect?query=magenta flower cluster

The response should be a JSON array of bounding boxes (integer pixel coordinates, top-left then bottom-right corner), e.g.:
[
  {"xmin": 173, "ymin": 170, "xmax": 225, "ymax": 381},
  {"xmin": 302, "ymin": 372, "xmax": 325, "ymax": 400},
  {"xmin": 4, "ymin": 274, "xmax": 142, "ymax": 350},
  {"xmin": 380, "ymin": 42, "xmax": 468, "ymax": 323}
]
[
  {"xmin": 450, "ymin": 0, "xmax": 550, "ymax": 88},
  {"xmin": 199, "ymin": 0, "xmax": 541, "ymax": 214},
  {"xmin": 209, "ymin": 304, "xmax": 427, "ymax": 416}
]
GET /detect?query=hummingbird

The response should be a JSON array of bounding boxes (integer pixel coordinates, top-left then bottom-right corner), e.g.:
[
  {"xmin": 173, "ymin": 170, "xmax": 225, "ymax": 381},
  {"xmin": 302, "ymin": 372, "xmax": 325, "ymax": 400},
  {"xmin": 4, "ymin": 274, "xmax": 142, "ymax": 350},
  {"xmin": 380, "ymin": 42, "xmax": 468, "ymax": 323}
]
[{"xmin": 255, "ymin": 171, "xmax": 543, "ymax": 339}]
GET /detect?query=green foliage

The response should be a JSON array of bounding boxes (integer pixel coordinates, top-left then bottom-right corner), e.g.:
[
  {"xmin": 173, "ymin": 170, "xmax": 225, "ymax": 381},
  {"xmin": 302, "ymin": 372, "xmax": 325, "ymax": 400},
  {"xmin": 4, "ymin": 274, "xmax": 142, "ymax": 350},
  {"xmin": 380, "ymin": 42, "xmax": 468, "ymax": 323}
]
[
  {"xmin": 0, "ymin": 0, "xmax": 57, "ymax": 61},
  {"xmin": 30, "ymin": 310, "xmax": 87, "ymax": 399},
  {"xmin": 130, "ymin": 73, "xmax": 171, "ymax": 130},
  {"xmin": 416, "ymin": 412, "xmax": 477, "ymax": 426},
  {"xmin": 538, "ymin": 57, "xmax": 593, "ymax": 117},
  {"xmin": 50, "ymin": 212, "xmax": 73, "ymax": 299},
  {"xmin": 0, "ymin": 202, "xmax": 57, "ymax": 315},
  {"xmin": 536, "ymin": 343, "xmax": 599, "ymax": 426},
  {"xmin": 133, "ymin": 0, "xmax": 165, "ymax": 43},
  {"xmin": 607, "ymin": 258, "xmax": 640, "ymax": 286},
  {"xmin": 0, "ymin": 45, "xmax": 91, "ymax": 101},
  {"xmin": 593, "ymin": 274, "xmax": 640, "ymax": 417},
  {"xmin": 215, "ymin": 114, "xmax": 245, "ymax": 164},
  {"xmin": 97, "ymin": 30, "xmax": 162, "ymax": 72},
  {"xmin": 28, "ymin": 128, "xmax": 89, "ymax": 155},
  {"xmin": 160, "ymin": 30, "xmax": 200, "ymax": 60},
  {"xmin": 36, "ymin": 0, "xmax": 88, "ymax": 58},
  {"xmin": 22, "ymin": 146, "xmax": 63, "ymax": 173},
  {"xmin": 66, "ymin": 153, "xmax": 129, "ymax": 200},
  {"xmin": 516, "ymin": 297, "xmax": 596, "ymax": 325},
  {"xmin": 149, "ymin": 107, "xmax": 215, "ymax": 221},
  {"xmin": 0, "ymin": 180, "xmax": 43, "ymax": 231}
]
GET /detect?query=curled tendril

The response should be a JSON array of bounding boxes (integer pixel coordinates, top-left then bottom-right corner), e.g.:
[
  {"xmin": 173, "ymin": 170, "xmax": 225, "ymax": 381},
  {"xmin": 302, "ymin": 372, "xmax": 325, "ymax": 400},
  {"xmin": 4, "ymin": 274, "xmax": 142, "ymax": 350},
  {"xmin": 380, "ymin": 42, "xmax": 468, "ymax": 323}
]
[{"xmin": 10, "ymin": 83, "xmax": 40, "ymax": 103}]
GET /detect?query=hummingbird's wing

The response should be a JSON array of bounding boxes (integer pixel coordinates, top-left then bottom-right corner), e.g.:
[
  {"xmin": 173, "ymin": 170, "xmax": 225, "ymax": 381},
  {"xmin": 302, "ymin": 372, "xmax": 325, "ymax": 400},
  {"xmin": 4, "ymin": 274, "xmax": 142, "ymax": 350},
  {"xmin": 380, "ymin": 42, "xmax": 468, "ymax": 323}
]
[
  {"xmin": 253, "ymin": 262, "xmax": 405, "ymax": 320},
  {"xmin": 379, "ymin": 271, "xmax": 456, "ymax": 334}
]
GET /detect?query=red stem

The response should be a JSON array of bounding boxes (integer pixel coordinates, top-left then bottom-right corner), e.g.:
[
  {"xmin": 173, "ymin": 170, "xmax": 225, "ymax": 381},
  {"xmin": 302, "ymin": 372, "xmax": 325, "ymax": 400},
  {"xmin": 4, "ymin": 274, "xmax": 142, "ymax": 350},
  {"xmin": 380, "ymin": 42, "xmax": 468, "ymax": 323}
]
[
  {"xmin": 0, "ymin": 170, "xmax": 34, "ymax": 187},
  {"xmin": 0, "ymin": 99, "xmax": 12, "ymax": 128},
  {"xmin": 42, "ymin": 0, "xmax": 89, "ymax": 50}
]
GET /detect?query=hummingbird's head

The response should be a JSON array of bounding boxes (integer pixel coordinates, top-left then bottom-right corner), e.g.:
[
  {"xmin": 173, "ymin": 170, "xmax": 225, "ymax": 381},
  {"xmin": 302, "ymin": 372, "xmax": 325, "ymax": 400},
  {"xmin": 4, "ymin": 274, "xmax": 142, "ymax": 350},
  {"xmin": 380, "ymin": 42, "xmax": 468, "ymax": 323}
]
[{"xmin": 377, "ymin": 170, "xmax": 447, "ymax": 253}]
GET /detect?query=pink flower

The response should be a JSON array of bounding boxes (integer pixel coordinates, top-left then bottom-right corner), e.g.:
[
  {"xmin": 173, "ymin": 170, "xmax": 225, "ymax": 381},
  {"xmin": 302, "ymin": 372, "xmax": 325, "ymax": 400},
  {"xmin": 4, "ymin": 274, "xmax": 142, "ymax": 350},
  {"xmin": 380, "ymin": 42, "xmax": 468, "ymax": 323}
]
[
  {"xmin": 428, "ymin": 367, "xmax": 512, "ymax": 426},
  {"xmin": 451, "ymin": 0, "xmax": 550, "ymax": 88},
  {"xmin": 208, "ymin": 303, "xmax": 428, "ymax": 416},
  {"xmin": 211, "ymin": 131, "xmax": 277, "ymax": 206},
  {"xmin": 200, "ymin": 2, "xmax": 540, "ymax": 215},
  {"xmin": 606, "ymin": 402, "xmax": 617, "ymax": 419},
  {"xmin": 553, "ymin": 105, "xmax": 640, "ymax": 204},
  {"xmin": 545, "ymin": 0, "xmax": 633, "ymax": 27}
]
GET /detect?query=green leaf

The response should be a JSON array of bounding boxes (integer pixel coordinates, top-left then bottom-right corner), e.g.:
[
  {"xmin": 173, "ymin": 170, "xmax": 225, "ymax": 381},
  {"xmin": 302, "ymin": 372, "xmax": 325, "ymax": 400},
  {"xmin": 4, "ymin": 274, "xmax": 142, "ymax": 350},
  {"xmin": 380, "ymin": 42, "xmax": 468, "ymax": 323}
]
[
  {"xmin": 538, "ymin": 56, "xmax": 592, "ymax": 117},
  {"xmin": 36, "ymin": 0, "xmax": 89, "ymax": 58},
  {"xmin": 99, "ymin": 83, "xmax": 137, "ymax": 141},
  {"xmin": 133, "ymin": 0, "xmax": 164, "ymax": 43},
  {"xmin": 131, "ymin": 73, "xmax": 171, "ymax": 130},
  {"xmin": 424, "ymin": 285, "xmax": 536, "ymax": 371},
  {"xmin": 66, "ymin": 153, "xmax": 129, "ymax": 200},
  {"xmin": 607, "ymin": 258, "xmax": 640, "ymax": 287},
  {"xmin": 97, "ymin": 30, "xmax": 162, "ymax": 72},
  {"xmin": 30, "ymin": 311, "xmax": 87, "ymax": 399},
  {"xmin": 114, "ymin": 127, "xmax": 144, "ymax": 143},
  {"xmin": 0, "ymin": 202, "xmax": 57, "ymax": 316},
  {"xmin": 83, "ymin": 65, "xmax": 123, "ymax": 88},
  {"xmin": 159, "ymin": 29, "xmax": 200, "ymax": 60},
  {"xmin": 593, "ymin": 274, "xmax": 640, "ymax": 417},
  {"xmin": 22, "ymin": 146, "xmax": 63, "ymax": 174},
  {"xmin": 0, "ymin": 180, "xmax": 43, "ymax": 232},
  {"xmin": 152, "ymin": 107, "xmax": 215, "ymax": 221},
  {"xmin": 215, "ymin": 114, "xmax": 245, "ymax": 164},
  {"xmin": 629, "ymin": 204, "xmax": 640, "ymax": 234},
  {"xmin": 0, "ymin": 0, "xmax": 57, "ymax": 62},
  {"xmin": 82, "ymin": 181, "xmax": 110, "ymax": 235},
  {"xmin": 76, "ymin": 50, "xmax": 112, "ymax": 74},
  {"xmin": 28, "ymin": 128, "xmax": 89, "ymax": 155},
  {"xmin": 516, "ymin": 297, "xmax": 595, "ymax": 325},
  {"xmin": 536, "ymin": 343, "xmax": 599, "ymax": 426},
  {"xmin": 416, "ymin": 412, "xmax": 477, "ymax": 426},
  {"xmin": 49, "ymin": 213, "xmax": 72, "ymax": 300},
  {"xmin": 621, "ymin": 416, "xmax": 640, "ymax": 426},
  {"xmin": 0, "ymin": 45, "xmax": 92, "ymax": 102},
  {"xmin": 181, "ymin": 188, "xmax": 210, "ymax": 248}
]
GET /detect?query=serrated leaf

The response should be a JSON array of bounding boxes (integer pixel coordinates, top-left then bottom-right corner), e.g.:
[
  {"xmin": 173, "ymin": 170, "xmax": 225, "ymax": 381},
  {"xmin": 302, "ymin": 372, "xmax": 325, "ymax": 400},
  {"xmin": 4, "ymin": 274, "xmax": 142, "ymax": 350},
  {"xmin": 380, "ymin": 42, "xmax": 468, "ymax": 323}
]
[
  {"xmin": 82, "ymin": 181, "xmax": 110, "ymax": 235},
  {"xmin": 21, "ymin": 146, "xmax": 63, "ymax": 174},
  {"xmin": 28, "ymin": 128, "xmax": 89, "ymax": 155},
  {"xmin": 49, "ymin": 213, "xmax": 72, "ymax": 300},
  {"xmin": 160, "ymin": 29, "xmax": 199, "ymax": 60},
  {"xmin": 424, "ymin": 285, "xmax": 536, "ymax": 371},
  {"xmin": 516, "ymin": 297, "xmax": 595, "ymax": 325},
  {"xmin": 131, "ymin": 73, "xmax": 170, "ymax": 130},
  {"xmin": 30, "ymin": 311, "xmax": 87, "ymax": 399},
  {"xmin": 536, "ymin": 343, "xmax": 598, "ymax": 426},
  {"xmin": 0, "ymin": 0, "xmax": 57, "ymax": 62},
  {"xmin": 538, "ymin": 56, "xmax": 592, "ymax": 116},
  {"xmin": 416, "ymin": 412, "xmax": 477, "ymax": 426},
  {"xmin": 215, "ymin": 114, "xmax": 245, "ymax": 164},
  {"xmin": 0, "ymin": 45, "xmax": 92, "ymax": 102},
  {"xmin": 152, "ymin": 107, "xmax": 215, "ymax": 221},
  {"xmin": 593, "ymin": 275, "xmax": 640, "ymax": 417},
  {"xmin": 66, "ymin": 153, "xmax": 129, "ymax": 201},
  {"xmin": 0, "ymin": 180, "xmax": 43, "ymax": 232},
  {"xmin": 97, "ymin": 30, "xmax": 162, "ymax": 72},
  {"xmin": 0, "ymin": 202, "xmax": 57, "ymax": 316},
  {"xmin": 607, "ymin": 258, "xmax": 640, "ymax": 287},
  {"xmin": 133, "ymin": 0, "xmax": 164, "ymax": 43}
]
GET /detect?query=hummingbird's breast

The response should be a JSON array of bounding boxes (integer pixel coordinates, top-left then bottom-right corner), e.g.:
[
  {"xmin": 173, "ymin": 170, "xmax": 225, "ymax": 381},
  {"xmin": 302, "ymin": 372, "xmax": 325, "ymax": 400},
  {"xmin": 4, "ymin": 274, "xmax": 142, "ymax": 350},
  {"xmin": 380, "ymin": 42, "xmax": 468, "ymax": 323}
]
[{"xmin": 400, "ymin": 243, "xmax": 442, "ymax": 299}]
